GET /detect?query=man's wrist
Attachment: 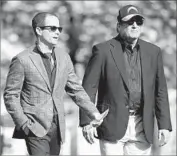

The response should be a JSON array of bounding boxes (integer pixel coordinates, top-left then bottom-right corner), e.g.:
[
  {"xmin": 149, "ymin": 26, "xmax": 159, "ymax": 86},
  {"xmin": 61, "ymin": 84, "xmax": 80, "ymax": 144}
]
[
  {"xmin": 83, "ymin": 124, "xmax": 93, "ymax": 131},
  {"xmin": 92, "ymin": 112, "xmax": 100, "ymax": 121},
  {"xmin": 21, "ymin": 120, "xmax": 28, "ymax": 130}
]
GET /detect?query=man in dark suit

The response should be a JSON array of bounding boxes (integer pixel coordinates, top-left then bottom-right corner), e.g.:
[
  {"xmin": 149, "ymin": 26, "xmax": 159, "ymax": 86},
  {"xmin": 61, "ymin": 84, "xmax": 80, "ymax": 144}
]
[
  {"xmin": 3, "ymin": 12, "xmax": 108, "ymax": 155},
  {"xmin": 79, "ymin": 5, "xmax": 172, "ymax": 155}
]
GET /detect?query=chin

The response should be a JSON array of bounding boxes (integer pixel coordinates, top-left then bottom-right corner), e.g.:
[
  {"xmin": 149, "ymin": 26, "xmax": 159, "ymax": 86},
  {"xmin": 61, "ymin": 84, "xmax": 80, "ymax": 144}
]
[
  {"xmin": 130, "ymin": 35, "xmax": 139, "ymax": 40},
  {"xmin": 52, "ymin": 42, "xmax": 58, "ymax": 45},
  {"xmin": 132, "ymin": 33, "xmax": 140, "ymax": 38},
  {"xmin": 127, "ymin": 37, "xmax": 137, "ymax": 43}
]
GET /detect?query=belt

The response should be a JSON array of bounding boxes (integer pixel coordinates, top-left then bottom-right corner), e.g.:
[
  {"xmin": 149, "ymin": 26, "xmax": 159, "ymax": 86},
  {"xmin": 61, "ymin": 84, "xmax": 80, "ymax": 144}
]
[{"xmin": 129, "ymin": 110, "xmax": 139, "ymax": 116}]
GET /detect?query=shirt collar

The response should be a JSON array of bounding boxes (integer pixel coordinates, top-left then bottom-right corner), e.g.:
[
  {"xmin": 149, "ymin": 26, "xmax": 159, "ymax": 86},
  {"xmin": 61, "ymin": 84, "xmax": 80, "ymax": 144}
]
[
  {"xmin": 34, "ymin": 42, "xmax": 55, "ymax": 59},
  {"xmin": 118, "ymin": 35, "xmax": 140, "ymax": 52}
]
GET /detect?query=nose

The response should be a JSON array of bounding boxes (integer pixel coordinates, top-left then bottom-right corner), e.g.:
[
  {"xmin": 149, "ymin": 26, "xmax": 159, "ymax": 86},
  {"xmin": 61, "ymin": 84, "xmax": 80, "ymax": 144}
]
[
  {"xmin": 132, "ymin": 21, "xmax": 139, "ymax": 28},
  {"xmin": 132, "ymin": 21, "xmax": 137, "ymax": 26},
  {"xmin": 55, "ymin": 29, "xmax": 60, "ymax": 34}
]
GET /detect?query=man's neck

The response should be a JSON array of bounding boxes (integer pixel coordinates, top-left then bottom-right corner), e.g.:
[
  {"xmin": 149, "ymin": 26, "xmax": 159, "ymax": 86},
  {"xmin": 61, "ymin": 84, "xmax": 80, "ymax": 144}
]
[
  {"xmin": 121, "ymin": 37, "xmax": 138, "ymax": 50},
  {"xmin": 125, "ymin": 40, "xmax": 137, "ymax": 49},
  {"xmin": 36, "ymin": 41, "xmax": 53, "ymax": 54}
]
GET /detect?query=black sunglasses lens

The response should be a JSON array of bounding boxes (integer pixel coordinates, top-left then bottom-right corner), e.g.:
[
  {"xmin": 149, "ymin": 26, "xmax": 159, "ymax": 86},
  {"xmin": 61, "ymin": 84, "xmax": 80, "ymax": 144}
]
[
  {"xmin": 50, "ymin": 26, "xmax": 57, "ymax": 31},
  {"xmin": 127, "ymin": 20, "xmax": 134, "ymax": 25},
  {"xmin": 40, "ymin": 26, "xmax": 62, "ymax": 32},
  {"xmin": 58, "ymin": 27, "xmax": 62, "ymax": 32},
  {"xmin": 136, "ymin": 20, "xmax": 143, "ymax": 25},
  {"xmin": 127, "ymin": 20, "xmax": 143, "ymax": 26},
  {"xmin": 51, "ymin": 27, "xmax": 62, "ymax": 32}
]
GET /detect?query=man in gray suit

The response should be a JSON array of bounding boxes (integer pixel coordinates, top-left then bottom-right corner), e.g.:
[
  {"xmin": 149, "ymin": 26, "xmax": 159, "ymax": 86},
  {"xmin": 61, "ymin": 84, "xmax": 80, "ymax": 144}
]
[{"xmin": 3, "ymin": 12, "xmax": 108, "ymax": 155}]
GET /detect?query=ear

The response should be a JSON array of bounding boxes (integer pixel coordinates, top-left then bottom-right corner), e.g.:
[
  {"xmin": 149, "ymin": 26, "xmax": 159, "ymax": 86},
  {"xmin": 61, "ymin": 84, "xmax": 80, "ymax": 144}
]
[
  {"xmin": 116, "ymin": 22, "xmax": 120, "ymax": 33},
  {"xmin": 36, "ymin": 27, "xmax": 42, "ymax": 36}
]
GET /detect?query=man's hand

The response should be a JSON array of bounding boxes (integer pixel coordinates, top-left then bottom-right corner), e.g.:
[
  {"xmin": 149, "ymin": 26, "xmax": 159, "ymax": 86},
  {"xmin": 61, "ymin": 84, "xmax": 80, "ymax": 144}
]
[
  {"xmin": 82, "ymin": 109, "xmax": 109, "ymax": 144},
  {"xmin": 91, "ymin": 109, "xmax": 109, "ymax": 127},
  {"xmin": 82, "ymin": 124, "xmax": 98, "ymax": 144},
  {"xmin": 158, "ymin": 129, "xmax": 170, "ymax": 146}
]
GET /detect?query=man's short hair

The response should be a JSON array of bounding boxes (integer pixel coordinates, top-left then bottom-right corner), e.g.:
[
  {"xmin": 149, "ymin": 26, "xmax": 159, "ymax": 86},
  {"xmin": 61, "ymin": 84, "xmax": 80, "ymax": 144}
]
[{"xmin": 32, "ymin": 12, "xmax": 58, "ymax": 36}]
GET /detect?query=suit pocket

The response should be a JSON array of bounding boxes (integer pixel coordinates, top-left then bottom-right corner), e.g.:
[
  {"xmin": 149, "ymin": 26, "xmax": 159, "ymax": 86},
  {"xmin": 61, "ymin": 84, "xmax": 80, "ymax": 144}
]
[
  {"xmin": 23, "ymin": 125, "xmax": 30, "ymax": 136},
  {"xmin": 21, "ymin": 118, "xmax": 35, "ymax": 137}
]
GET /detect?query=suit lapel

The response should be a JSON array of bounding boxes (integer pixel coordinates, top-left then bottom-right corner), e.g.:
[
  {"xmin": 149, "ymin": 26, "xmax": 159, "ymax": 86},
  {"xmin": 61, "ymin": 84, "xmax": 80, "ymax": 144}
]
[
  {"xmin": 139, "ymin": 39, "xmax": 150, "ymax": 96},
  {"xmin": 110, "ymin": 36, "xmax": 129, "ymax": 90},
  {"xmin": 53, "ymin": 47, "xmax": 63, "ymax": 91},
  {"xmin": 29, "ymin": 47, "xmax": 51, "ymax": 91}
]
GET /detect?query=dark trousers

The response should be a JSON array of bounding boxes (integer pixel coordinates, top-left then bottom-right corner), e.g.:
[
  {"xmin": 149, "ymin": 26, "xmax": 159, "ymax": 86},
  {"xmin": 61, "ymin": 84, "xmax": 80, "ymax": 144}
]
[{"xmin": 25, "ymin": 116, "xmax": 61, "ymax": 156}]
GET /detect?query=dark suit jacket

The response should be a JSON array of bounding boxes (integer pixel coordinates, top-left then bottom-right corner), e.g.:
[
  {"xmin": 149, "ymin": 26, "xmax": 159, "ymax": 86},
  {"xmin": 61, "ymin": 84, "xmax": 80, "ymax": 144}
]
[
  {"xmin": 79, "ymin": 35, "xmax": 172, "ymax": 143},
  {"xmin": 3, "ymin": 45, "xmax": 99, "ymax": 142}
]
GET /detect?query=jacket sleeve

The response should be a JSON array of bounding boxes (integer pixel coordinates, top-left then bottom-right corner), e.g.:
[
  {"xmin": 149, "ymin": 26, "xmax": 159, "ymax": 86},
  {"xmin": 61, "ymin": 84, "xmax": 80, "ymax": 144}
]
[
  {"xmin": 155, "ymin": 48, "xmax": 172, "ymax": 131},
  {"xmin": 3, "ymin": 56, "xmax": 28, "ymax": 128},
  {"xmin": 65, "ymin": 53, "xmax": 99, "ymax": 122},
  {"xmin": 79, "ymin": 45, "xmax": 103, "ymax": 126}
]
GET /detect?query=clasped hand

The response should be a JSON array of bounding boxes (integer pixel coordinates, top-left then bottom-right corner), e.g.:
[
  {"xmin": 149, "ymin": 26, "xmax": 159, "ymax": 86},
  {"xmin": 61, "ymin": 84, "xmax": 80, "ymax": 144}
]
[{"xmin": 82, "ymin": 109, "xmax": 109, "ymax": 144}]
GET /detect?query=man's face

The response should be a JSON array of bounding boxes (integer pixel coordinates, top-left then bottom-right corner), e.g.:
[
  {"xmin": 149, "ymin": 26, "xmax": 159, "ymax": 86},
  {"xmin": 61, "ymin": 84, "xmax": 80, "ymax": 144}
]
[
  {"xmin": 39, "ymin": 15, "xmax": 61, "ymax": 46},
  {"xmin": 118, "ymin": 16, "xmax": 143, "ymax": 42}
]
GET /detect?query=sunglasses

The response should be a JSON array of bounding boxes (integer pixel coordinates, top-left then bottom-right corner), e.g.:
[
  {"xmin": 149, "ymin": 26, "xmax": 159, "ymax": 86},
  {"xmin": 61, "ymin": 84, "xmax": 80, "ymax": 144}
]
[
  {"xmin": 121, "ymin": 18, "xmax": 144, "ymax": 26},
  {"xmin": 40, "ymin": 26, "xmax": 63, "ymax": 32}
]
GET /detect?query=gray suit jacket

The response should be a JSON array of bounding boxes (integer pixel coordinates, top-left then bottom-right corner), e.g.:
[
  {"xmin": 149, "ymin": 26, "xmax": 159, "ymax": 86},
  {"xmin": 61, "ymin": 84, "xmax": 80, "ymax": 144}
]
[{"xmin": 3, "ymin": 45, "xmax": 98, "ymax": 142}]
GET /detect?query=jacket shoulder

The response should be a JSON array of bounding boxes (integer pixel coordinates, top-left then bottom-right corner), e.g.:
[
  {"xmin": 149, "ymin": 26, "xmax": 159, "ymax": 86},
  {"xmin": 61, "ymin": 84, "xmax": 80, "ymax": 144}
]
[
  {"xmin": 93, "ymin": 38, "xmax": 114, "ymax": 49},
  {"xmin": 139, "ymin": 39, "xmax": 160, "ymax": 51},
  {"xmin": 16, "ymin": 45, "xmax": 35, "ymax": 59},
  {"xmin": 92, "ymin": 38, "xmax": 115, "ymax": 57},
  {"xmin": 54, "ymin": 46, "xmax": 70, "ymax": 59}
]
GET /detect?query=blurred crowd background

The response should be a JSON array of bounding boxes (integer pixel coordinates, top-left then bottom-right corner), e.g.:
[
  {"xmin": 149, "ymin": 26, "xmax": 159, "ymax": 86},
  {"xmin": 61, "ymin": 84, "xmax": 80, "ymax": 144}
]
[{"xmin": 1, "ymin": 1, "xmax": 176, "ymax": 155}]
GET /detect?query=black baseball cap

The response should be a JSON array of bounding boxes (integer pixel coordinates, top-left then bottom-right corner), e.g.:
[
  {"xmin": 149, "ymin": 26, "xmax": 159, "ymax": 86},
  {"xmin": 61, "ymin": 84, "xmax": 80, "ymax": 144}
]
[{"xmin": 117, "ymin": 5, "xmax": 144, "ymax": 22}]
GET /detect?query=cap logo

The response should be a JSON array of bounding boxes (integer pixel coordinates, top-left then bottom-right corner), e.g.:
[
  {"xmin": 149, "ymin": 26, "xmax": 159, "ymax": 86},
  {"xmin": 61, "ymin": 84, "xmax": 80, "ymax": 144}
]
[{"xmin": 127, "ymin": 6, "xmax": 138, "ymax": 13}]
